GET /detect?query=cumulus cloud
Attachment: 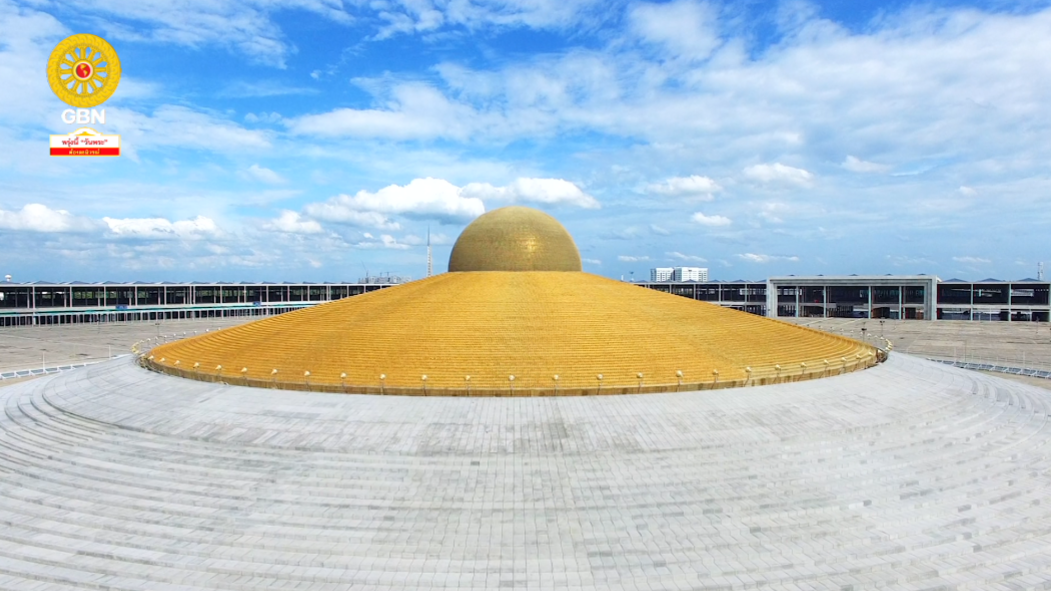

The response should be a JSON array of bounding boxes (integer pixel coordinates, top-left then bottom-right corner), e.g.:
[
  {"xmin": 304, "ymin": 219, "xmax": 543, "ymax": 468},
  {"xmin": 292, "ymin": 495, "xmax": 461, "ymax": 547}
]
[
  {"xmin": 0, "ymin": 204, "xmax": 96, "ymax": 233},
  {"xmin": 618, "ymin": 255, "xmax": 651, "ymax": 262},
  {"xmin": 462, "ymin": 178, "xmax": 599, "ymax": 209},
  {"xmin": 842, "ymin": 156, "xmax": 890, "ymax": 173},
  {"xmin": 742, "ymin": 163, "xmax": 814, "ymax": 186},
  {"xmin": 645, "ymin": 175, "xmax": 721, "ymax": 200},
  {"xmin": 306, "ymin": 178, "xmax": 484, "ymax": 227},
  {"xmin": 737, "ymin": 253, "xmax": 800, "ymax": 263},
  {"xmin": 691, "ymin": 212, "xmax": 732, "ymax": 226},
  {"xmin": 953, "ymin": 256, "xmax": 991, "ymax": 264},
  {"xmin": 302, "ymin": 176, "xmax": 595, "ymax": 231},
  {"xmin": 667, "ymin": 251, "xmax": 707, "ymax": 262},
  {"xmin": 103, "ymin": 215, "xmax": 220, "ymax": 240},
  {"xmin": 264, "ymin": 211, "xmax": 323, "ymax": 234},
  {"xmin": 245, "ymin": 164, "xmax": 286, "ymax": 184}
]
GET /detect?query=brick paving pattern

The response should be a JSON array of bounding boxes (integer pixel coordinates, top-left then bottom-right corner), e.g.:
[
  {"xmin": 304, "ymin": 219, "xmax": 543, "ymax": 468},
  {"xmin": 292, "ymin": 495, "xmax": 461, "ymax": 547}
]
[{"xmin": 0, "ymin": 354, "xmax": 1050, "ymax": 588}]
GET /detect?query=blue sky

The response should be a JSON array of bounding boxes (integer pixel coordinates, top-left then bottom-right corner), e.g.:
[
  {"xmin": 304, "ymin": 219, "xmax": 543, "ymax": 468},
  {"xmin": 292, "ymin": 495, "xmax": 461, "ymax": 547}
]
[{"xmin": 1, "ymin": 0, "xmax": 1049, "ymax": 282}]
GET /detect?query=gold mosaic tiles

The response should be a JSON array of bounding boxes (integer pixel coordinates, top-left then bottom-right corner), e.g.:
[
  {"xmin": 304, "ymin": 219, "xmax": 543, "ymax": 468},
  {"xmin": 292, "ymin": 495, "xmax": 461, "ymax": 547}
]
[
  {"xmin": 448, "ymin": 206, "xmax": 582, "ymax": 272},
  {"xmin": 148, "ymin": 271, "xmax": 876, "ymax": 395}
]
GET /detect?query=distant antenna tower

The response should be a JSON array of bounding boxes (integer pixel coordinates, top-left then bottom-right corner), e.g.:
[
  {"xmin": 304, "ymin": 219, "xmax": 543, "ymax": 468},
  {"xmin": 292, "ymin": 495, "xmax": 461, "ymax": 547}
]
[
  {"xmin": 1039, "ymin": 262, "xmax": 1045, "ymax": 281},
  {"xmin": 427, "ymin": 226, "xmax": 433, "ymax": 278}
]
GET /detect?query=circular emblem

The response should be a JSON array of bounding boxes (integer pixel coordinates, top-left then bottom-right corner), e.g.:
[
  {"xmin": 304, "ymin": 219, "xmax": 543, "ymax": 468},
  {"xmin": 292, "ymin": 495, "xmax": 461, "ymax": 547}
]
[{"xmin": 47, "ymin": 34, "xmax": 122, "ymax": 108}]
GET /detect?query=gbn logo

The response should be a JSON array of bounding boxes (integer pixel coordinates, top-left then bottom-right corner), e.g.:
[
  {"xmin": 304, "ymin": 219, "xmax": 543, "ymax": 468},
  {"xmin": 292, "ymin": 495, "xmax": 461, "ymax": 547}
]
[{"xmin": 61, "ymin": 109, "xmax": 106, "ymax": 125}]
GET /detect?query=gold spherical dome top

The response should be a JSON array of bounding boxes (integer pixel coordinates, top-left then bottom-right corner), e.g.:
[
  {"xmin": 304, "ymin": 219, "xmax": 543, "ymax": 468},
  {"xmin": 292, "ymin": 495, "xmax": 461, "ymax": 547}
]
[{"xmin": 449, "ymin": 206, "xmax": 582, "ymax": 272}]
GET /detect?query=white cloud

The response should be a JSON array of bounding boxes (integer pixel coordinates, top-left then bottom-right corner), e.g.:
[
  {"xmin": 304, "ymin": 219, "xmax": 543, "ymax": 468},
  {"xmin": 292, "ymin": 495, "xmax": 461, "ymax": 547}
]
[
  {"xmin": 461, "ymin": 178, "xmax": 599, "ymax": 209},
  {"xmin": 0, "ymin": 3, "xmax": 67, "ymax": 124},
  {"xmin": 629, "ymin": 0, "xmax": 720, "ymax": 61},
  {"xmin": 959, "ymin": 186, "xmax": 978, "ymax": 196},
  {"xmin": 287, "ymin": 84, "xmax": 479, "ymax": 140},
  {"xmin": 645, "ymin": 175, "xmax": 721, "ymax": 200},
  {"xmin": 601, "ymin": 227, "xmax": 642, "ymax": 240},
  {"xmin": 582, "ymin": 258, "xmax": 602, "ymax": 265},
  {"xmin": 953, "ymin": 256, "xmax": 991, "ymax": 264},
  {"xmin": 842, "ymin": 155, "xmax": 890, "ymax": 173},
  {"xmin": 737, "ymin": 253, "xmax": 800, "ymax": 263},
  {"xmin": 742, "ymin": 163, "xmax": 814, "ymax": 186},
  {"xmin": 256, "ymin": 4, "xmax": 1051, "ymax": 161},
  {"xmin": 102, "ymin": 215, "xmax": 220, "ymax": 240},
  {"xmin": 245, "ymin": 164, "xmax": 286, "ymax": 184},
  {"xmin": 353, "ymin": 234, "xmax": 411, "ymax": 250},
  {"xmin": 62, "ymin": 0, "xmax": 352, "ymax": 67},
  {"xmin": 403, "ymin": 233, "xmax": 452, "ymax": 246},
  {"xmin": 263, "ymin": 211, "xmax": 322, "ymax": 234},
  {"xmin": 109, "ymin": 106, "xmax": 272, "ymax": 154},
  {"xmin": 691, "ymin": 212, "xmax": 732, "ymax": 226},
  {"xmin": 244, "ymin": 112, "xmax": 283, "ymax": 124},
  {"xmin": 649, "ymin": 224, "xmax": 671, "ymax": 236},
  {"xmin": 302, "ymin": 177, "xmax": 594, "ymax": 232},
  {"xmin": 667, "ymin": 251, "xmax": 706, "ymax": 262},
  {"xmin": 305, "ymin": 178, "xmax": 484, "ymax": 227},
  {"xmin": 0, "ymin": 203, "xmax": 96, "ymax": 233},
  {"xmin": 221, "ymin": 81, "xmax": 318, "ymax": 98},
  {"xmin": 758, "ymin": 202, "xmax": 791, "ymax": 224},
  {"xmin": 304, "ymin": 208, "xmax": 401, "ymax": 230},
  {"xmin": 618, "ymin": 255, "xmax": 651, "ymax": 262},
  {"xmin": 370, "ymin": 0, "xmax": 606, "ymax": 39}
]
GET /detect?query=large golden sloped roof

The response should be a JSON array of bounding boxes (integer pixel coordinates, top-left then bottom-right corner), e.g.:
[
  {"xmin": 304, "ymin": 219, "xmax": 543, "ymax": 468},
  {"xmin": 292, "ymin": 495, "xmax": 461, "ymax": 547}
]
[
  {"xmin": 147, "ymin": 271, "xmax": 876, "ymax": 395},
  {"xmin": 146, "ymin": 205, "xmax": 877, "ymax": 395}
]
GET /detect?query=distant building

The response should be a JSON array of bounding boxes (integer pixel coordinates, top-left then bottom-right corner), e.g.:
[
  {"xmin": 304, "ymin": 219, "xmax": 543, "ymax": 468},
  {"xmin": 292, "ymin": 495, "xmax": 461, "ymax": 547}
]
[
  {"xmin": 651, "ymin": 268, "xmax": 674, "ymax": 282},
  {"xmin": 651, "ymin": 267, "xmax": 709, "ymax": 282},
  {"xmin": 2, "ymin": 274, "xmax": 1047, "ymax": 327},
  {"xmin": 673, "ymin": 267, "xmax": 708, "ymax": 282},
  {"xmin": 359, "ymin": 274, "xmax": 412, "ymax": 285}
]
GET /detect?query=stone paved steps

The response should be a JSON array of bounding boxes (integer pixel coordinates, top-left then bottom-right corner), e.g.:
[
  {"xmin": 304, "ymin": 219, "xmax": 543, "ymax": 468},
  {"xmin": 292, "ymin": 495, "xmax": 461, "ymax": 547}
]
[{"xmin": 1, "ymin": 355, "xmax": 1051, "ymax": 589}]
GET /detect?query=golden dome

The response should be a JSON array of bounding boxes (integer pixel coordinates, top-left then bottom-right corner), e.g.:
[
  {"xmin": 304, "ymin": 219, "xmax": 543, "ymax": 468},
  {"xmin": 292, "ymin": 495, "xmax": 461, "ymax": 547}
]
[
  {"xmin": 449, "ymin": 206, "xmax": 582, "ymax": 272},
  {"xmin": 147, "ymin": 271, "xmax": 877, "ymax": 395}
]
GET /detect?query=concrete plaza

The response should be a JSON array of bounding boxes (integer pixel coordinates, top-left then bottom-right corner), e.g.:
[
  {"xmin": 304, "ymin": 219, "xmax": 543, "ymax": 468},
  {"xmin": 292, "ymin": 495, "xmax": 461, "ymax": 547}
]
[{"xmin": 1, "ymin": 354, "xmax": 1050, "ymax": 589}]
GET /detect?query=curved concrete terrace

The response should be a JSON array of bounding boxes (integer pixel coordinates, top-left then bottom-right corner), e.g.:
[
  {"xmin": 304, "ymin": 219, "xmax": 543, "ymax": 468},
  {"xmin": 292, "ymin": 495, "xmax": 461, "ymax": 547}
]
[{"xmin": 1, "ymin": 354, "xmax": 1051, "ymax": 589}]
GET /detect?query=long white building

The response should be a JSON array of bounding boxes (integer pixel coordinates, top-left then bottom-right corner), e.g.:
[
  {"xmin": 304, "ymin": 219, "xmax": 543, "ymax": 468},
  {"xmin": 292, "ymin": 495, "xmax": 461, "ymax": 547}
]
[{"xmin": 1, "ymin": 274, "xmax": 1048, "ymax": 326}]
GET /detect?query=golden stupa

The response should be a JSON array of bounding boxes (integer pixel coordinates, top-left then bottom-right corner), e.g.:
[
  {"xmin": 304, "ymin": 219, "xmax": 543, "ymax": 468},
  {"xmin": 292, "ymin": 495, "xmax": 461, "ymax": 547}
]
[{"xmin": 146, "ymin": 206, "xmax": 878, "ymax": 395}]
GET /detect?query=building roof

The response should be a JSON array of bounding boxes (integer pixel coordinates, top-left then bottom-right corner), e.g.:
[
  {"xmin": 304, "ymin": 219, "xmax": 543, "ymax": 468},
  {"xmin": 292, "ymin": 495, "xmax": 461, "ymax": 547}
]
[
  {"xmin": 150, "ymin": 207, "xmax": 874, "ymax": 395},
  {"xmin": 150, "ymin": 271, "xmax": 873, "ymax": 394}
]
